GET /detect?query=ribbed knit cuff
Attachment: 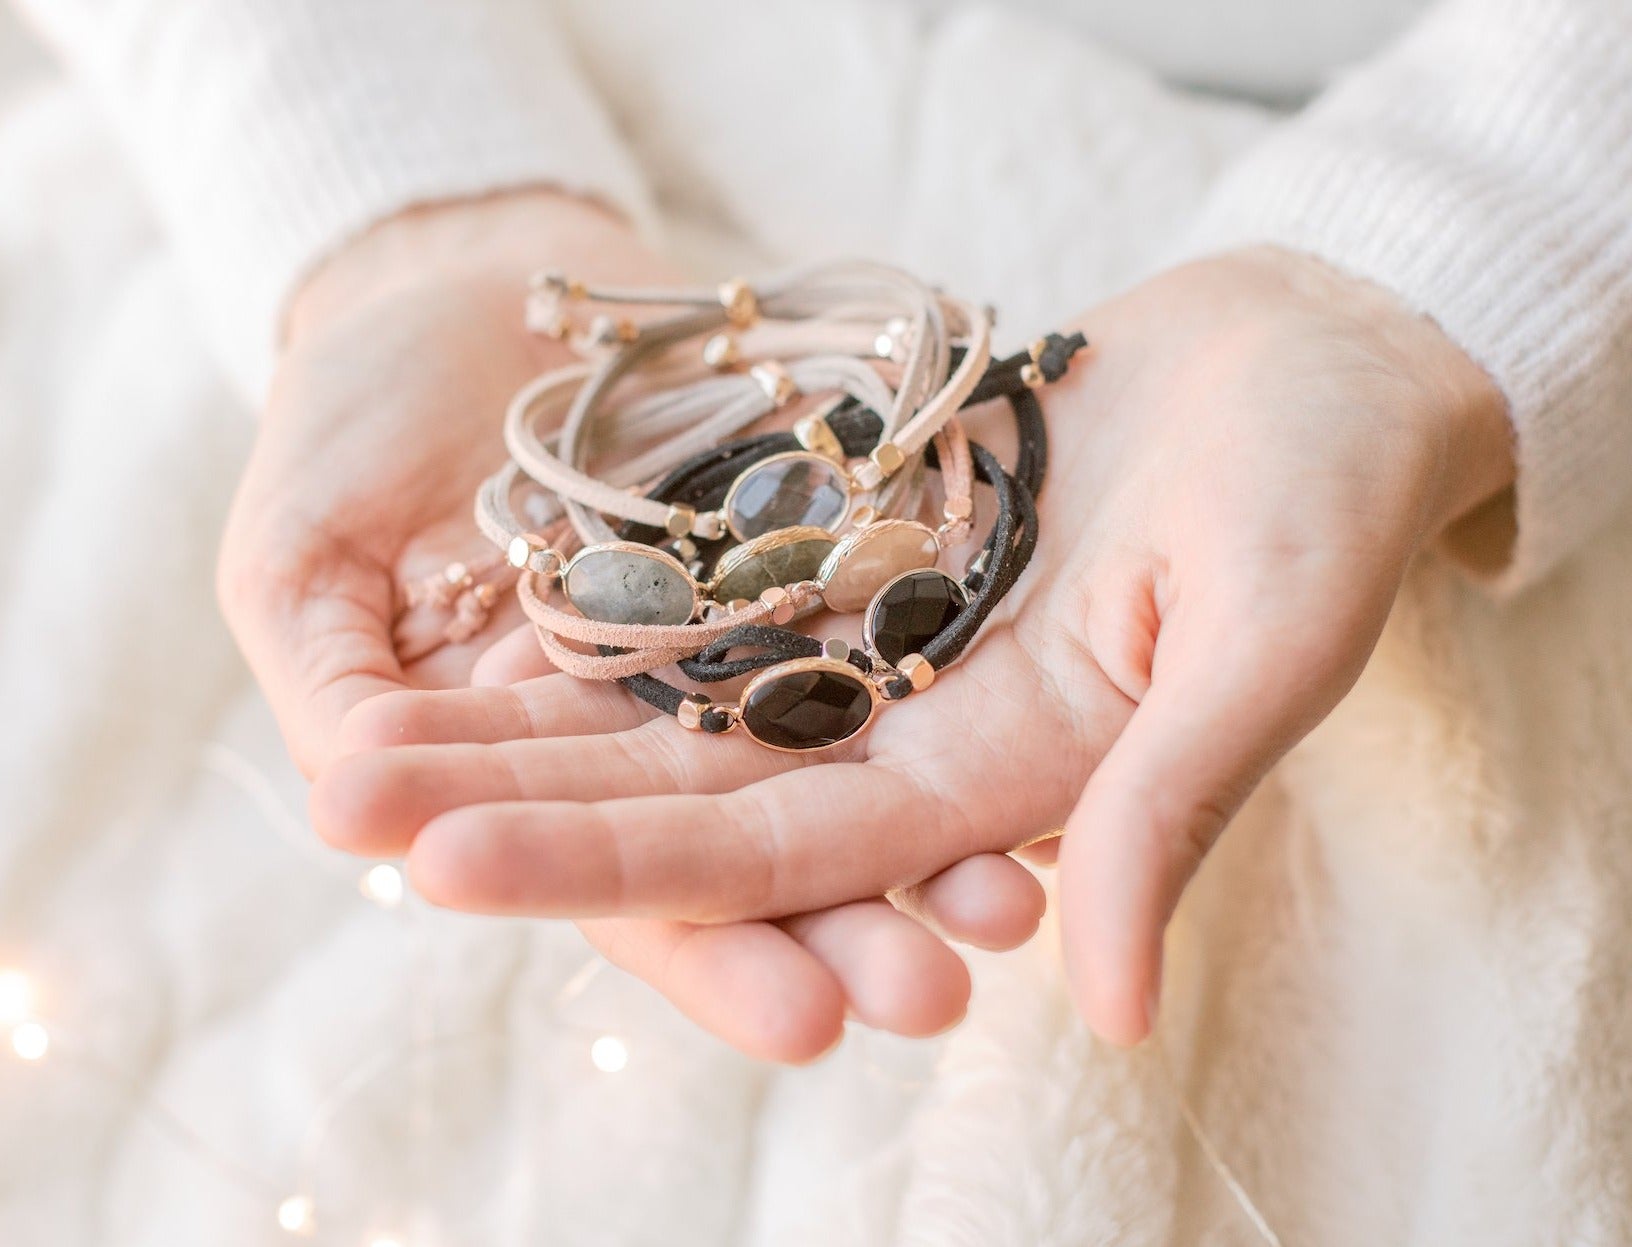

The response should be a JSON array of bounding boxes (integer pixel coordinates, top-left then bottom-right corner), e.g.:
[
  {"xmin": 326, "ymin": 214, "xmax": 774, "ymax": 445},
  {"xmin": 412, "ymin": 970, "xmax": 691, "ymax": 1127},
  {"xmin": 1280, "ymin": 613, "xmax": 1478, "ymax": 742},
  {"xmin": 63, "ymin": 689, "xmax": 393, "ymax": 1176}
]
[
  {"xmin": 23, "ymin": 0, "xmax": 655, "ymax": 398},
  {"xmin": 1184, "ymin": 0, "xmax": 1632, "ymax": 595}
]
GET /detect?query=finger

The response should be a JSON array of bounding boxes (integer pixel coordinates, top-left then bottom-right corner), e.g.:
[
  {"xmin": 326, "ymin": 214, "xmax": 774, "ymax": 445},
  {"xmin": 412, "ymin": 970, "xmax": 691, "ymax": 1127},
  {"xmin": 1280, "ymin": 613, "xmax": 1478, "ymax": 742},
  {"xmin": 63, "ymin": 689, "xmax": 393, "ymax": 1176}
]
[
  {"xmin": 218, "ymin": 539, "xmax": 405, "ymax": 778},
  {"xmin": 314, "ymin": 716, "xmax": 803, "ymax": 857},
  {"xmin": 404, "ymin": 762, "xmax": 1007, "ymax": 922},
  {"xmin": 471, "ymin": 622, "xmax": 556, "ymax": 686},
  {"xmin": 893, "ymin": 854, "xmax": 1047, "ymax": 950},
  {"xmin": 783, "ymin": 901, "xmax": 972, "ymax": 1036},
  {"xmin": 1014, "ymin": 832, "xmax": 1062, "ymax": 866},
  {"xmin": 335, "ymin": 673, "xmax": 652, "ymax": 755},
  {"xmin": 580, "ymin": 917, "xmax": 845, "ymax": 1064},
  {"xmin": 1057, "ymin": 608, "xmax": 1355, "ymax": 1046}
]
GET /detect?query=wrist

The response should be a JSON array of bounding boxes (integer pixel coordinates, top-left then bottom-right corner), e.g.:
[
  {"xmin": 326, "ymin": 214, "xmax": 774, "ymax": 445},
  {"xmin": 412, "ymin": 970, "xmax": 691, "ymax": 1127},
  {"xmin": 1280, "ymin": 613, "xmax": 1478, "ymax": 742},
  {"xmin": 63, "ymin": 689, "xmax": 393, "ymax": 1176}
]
[
  {"xmin": 285, "ymin": 189, "xmax": 648, "ymax": 346},
  {"xmin": 1251, "ymin": 245, "xmax": 1515, "ymax": 540}
]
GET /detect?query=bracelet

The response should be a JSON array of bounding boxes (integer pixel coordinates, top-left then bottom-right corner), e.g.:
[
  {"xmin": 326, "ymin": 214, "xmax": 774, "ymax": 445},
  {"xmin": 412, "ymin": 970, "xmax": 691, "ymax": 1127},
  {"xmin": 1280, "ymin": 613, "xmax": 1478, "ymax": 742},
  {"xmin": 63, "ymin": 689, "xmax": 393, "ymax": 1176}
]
[{"xmin": 604, "ymin": 335, "xmax": 1081, "ymax": 750}]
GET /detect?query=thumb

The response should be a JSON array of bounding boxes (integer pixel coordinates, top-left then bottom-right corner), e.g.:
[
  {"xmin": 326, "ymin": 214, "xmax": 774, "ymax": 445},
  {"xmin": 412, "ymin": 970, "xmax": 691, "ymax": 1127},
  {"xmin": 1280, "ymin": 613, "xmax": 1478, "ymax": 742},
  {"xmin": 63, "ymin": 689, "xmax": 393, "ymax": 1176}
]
[{"xmin": 1057, "ymin": 606, "xmax": 1360, "ymax": 1046}]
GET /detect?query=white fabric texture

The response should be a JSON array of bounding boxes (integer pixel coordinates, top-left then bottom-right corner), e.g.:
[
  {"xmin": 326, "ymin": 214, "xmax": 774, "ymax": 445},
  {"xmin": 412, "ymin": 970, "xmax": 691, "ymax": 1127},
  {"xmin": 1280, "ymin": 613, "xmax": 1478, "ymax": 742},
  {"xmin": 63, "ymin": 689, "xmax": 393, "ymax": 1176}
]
[{"xmin": 3, "ymin": 3, "xmax": 1632, "ymax": 1246}]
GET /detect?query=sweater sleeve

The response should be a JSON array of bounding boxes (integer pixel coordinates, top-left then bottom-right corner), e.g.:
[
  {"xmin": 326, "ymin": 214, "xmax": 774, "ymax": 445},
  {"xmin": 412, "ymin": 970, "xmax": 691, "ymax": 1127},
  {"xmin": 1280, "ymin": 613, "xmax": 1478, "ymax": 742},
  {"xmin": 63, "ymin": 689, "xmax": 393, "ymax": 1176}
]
[
  {"xmin": 1185, "ymin": 0, "xmax": 1632, "ymax": 594},
  {"xmin": 13, "ymin": 0, "xmax": 656, "ymax": 397}
]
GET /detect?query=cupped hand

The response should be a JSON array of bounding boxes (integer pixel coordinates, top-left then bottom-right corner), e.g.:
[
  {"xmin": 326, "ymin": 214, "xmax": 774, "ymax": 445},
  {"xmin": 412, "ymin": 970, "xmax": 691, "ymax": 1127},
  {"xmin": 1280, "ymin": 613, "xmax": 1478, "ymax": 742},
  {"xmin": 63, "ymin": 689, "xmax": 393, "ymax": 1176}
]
[
  {"xmin": 224, "ymin": 191, "xmax": 1047, "ymax": 1063},
  {"xmin": 311, "ymin": 245, "xmax": 1516, "ymax": 1046}
]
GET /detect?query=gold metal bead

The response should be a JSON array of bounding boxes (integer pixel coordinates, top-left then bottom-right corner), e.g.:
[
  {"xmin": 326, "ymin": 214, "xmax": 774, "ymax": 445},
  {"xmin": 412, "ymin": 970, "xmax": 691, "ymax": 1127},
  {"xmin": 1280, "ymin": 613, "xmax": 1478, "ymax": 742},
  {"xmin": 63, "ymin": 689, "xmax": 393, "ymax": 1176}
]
[
  {"xmin": 702, "ymin": 333, "xmax": 739, "ymax": 369},
  {"xmin": 1027, "ymin": 337, "xmax": 1049, "ymax": 364},
  {"xmin": 750, "ymin": 362, "xmax": 798, "ymax": 407},
  {"xmin": 692, "ymin": 510, "xmax": 728, "ymax": 541},
  {"xmin": 1020, "ymin": 362, "xmax": 1045, "ymax": 388},
  {"xmin": 759, "ymin": 586, "xmax": 796, "ymax": 625},
  {"xmin": 868, "ymin": 442, "xmax": 906, "ymax": 479},
  {"xmin": 677, "ymin": 694, "xmax": 711, "ymax": 731},
  {"xmin": 898, "ymin": 653, "xmax": 936, "ymax": 692},
  {"xmin": 665, "ymin": 504, "xmax": 697, "ymax": 538},
  {"xmin": 821, "ymin": 638, "xmax": 851, "ymax": 662},
  {"xmin": 718, "ymin": 278, "xmax": 758, "ymax": 327},
  {"xmin": 443, "ymin": 562, "xmax": 470, "ymax": 586},
  {"xmin": 793, "ymin": 413, "xmax": 844, "ymax": 463},
  {"xmin": 849, "ymin": 505, "xmax": 880, "ymax": 528}
]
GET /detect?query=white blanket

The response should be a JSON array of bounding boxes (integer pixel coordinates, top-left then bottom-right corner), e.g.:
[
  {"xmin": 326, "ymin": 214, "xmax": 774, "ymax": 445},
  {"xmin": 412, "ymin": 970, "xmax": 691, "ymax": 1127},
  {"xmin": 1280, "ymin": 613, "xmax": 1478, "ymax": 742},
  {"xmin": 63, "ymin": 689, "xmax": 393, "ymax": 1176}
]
[{"xmin": 5, "ymin": 6, "xmax": 1632, "ymax": 1245}]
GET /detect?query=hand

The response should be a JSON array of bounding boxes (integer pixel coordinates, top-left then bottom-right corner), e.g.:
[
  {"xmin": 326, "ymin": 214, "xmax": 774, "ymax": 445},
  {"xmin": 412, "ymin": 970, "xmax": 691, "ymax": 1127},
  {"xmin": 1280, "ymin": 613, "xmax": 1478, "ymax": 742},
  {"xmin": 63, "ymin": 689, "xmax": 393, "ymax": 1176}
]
[
  {"xmin": 311, "ymin": 246, "xmax": 1515, "ymax": 1045},
  {"xmin": 224, "ymin": 190, "xmax": 1047, "ymax": 1062}
]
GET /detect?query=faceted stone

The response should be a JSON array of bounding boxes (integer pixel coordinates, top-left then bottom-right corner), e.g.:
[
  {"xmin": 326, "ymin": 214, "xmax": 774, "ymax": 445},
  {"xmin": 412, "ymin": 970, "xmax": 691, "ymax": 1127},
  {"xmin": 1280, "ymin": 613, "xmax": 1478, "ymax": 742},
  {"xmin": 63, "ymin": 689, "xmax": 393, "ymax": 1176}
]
[
  {"xmin": 818, "ymin": 520, "xmax": 940, "ymax": 612},
  {"xmin": 725, "ymin": 452, "xmax": 850, "ymax": 541},
  {"xmin": 711, "ymin": 527, "xmax": 836, "ymax": 606},
  {"xmin": 564, "ymin": 545, "xmax": 697, "ymax": 626},
  {"xmin": 865, "ymin": 569, "xmax": 969, "ymax": 665},
  {"xmin": 742, "ymin": 665, "xmax": 876, "ymax": 750}
]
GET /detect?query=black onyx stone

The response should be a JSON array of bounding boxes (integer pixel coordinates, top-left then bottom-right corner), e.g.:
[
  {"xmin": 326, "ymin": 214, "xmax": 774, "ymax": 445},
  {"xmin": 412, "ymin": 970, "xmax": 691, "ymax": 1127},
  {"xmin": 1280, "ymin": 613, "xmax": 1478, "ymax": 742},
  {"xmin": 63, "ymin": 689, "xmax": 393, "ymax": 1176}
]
[
  {"xmin": 741, "ymin": 668, "xmax": 874, "ymax": 751},
  {"xmin": 866, "ymin": 570, "xmax": 968, "ymax": 666}
]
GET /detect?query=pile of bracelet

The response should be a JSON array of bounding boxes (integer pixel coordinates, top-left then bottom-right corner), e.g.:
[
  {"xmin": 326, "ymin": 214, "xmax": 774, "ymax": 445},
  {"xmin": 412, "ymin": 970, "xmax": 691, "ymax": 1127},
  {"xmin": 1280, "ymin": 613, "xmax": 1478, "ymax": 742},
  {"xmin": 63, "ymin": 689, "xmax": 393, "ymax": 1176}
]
[{"xmin": 411, "ymin": 259, "xmax": 1086, "ymax": 752}]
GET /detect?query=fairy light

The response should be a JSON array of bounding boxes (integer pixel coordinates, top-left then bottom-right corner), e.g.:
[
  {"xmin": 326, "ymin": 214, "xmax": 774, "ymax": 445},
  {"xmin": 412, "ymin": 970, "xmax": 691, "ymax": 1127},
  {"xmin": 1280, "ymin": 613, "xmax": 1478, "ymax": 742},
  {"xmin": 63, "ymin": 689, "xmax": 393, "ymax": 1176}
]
[
  {"xmin": 360, "ymin": 864, "xmax": 405, "ymax": 909},
  {"xmin": 0, "ymin": 969, "xmax": 32, "ymax": 1023},
  {"xmin": 10, "ymin": 1021, "xmax": 49, "ymax": 1062},
  {"xmin": 589, "ymin": 1035, "xmax": 629, "ymax": 1074},
  {"xmin": 276, "ymin": 1195, "xmax": 315, "ymax": 1236}
]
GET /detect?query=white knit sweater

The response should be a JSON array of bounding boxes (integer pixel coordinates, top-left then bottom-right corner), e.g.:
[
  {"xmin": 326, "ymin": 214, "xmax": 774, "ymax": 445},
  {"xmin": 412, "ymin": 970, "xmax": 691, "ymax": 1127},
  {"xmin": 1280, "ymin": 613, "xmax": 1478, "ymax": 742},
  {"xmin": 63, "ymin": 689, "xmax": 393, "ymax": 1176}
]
[{"xmin": 14, "ymin": 0, "xmax": 1632, "ymax": 594}]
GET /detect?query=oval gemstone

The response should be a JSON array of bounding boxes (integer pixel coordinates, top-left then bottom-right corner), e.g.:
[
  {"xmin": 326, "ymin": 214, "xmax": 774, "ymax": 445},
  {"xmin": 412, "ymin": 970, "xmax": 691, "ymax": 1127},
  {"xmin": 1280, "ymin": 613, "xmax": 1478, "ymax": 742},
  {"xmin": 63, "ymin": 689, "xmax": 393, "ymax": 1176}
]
[
  {"xmin": 711, "ymin": 527, "xmax": 836, "ymax": 606},
  {"xmin": 818, "ymin": 520, "xmax": 940, "ymax": 612},
  {"xmin": 741, "ymin": 665, "xmax": 876, "ymax": 750},
  {"xmin": 564, "ymin": 545, "xmax": 696, "ymax": 626},
  {"xmin": 725, "ymin": 453, "xmax": 850, "ymax": 541},
  {"xmin": 865, "ymin": 569, "xmax": 969, "ymax": 665}
]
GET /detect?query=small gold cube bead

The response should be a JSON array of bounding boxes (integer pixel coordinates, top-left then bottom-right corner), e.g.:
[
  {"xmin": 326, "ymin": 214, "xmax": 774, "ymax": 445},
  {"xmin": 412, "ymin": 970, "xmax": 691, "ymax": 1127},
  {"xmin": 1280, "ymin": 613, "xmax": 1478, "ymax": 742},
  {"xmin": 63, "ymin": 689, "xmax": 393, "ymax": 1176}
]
[
  {"xmin": 665, "ymin": 505, "xmax": 697, "ymax": 538},
  {"xmin": 1020, "ymin": 363, "xmax": 1045, "ymax": 388},
  {"xmin": 506, "ymin": 536, "xmax": 535, "ymax": 569},
  {"xmin": 1027, "ymin": 337, "xmax": 1049, "ymax": 364},
  {"xmin": 898, "ymin": 653, "xmax": 936, "ymax": 691},
  {"xmin": 702, "ymin": 333, "xmax": 739, "ymax": 369},
  {"xmin": 793, "ymin": 413, "xmax": 844, "ymax": 462},
  {"xmin": 759, "ymin": 586, "xmax": 796, "ymax": 625},
  {"xmin": 677, "ymin": 694, "xmax": 711, "ymax": 731},
  {"xmin": 750, "ymin": 362, "xmax": 798, "ymax": 407},
  {"xmin": 821, "ymin": 638, "xmax": 851, "ymax": 662},
  {"xmin": 718, "ymin": 278, "xmax": 759, "ymax": 327},
  {"xmin": 851, "ymin": 462, "xmax": 884, "ymax": 491},
  {"xmin": 849, "ymin": 505, "xmax": 880, "ymax": 527},
  {"xmin": 869, "ymin": 442, "xmax": 906, "ymax": 479}
]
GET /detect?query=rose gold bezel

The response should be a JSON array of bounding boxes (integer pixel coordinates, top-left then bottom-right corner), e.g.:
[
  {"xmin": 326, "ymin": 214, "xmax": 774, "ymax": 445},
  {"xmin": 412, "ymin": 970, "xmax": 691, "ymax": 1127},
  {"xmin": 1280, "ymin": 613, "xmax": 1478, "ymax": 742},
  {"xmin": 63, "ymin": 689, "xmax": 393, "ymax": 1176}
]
[
  {"xmin": 721, "ymin": 451, "xmax": 854, "ymax": 543},
  {"xmin": 736, "ymin": 656, "xmax": 881, "ymax": 753},
  {"xmin": 816, "ymin": 518, "xmax": 941, "ymax": 612}
]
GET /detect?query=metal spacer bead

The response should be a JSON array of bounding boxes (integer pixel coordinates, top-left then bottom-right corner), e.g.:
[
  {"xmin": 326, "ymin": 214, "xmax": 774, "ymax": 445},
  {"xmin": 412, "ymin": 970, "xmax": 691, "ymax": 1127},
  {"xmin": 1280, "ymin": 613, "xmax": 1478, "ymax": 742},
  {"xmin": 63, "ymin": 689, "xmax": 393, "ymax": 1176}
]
[
  {"xmin": 868, "ymin": 442, "xmax": 906, "ymax": 480},
  {"xmin": 793, "ymin": 412, "xmax": 845, "ymax": 463},
  {"xmin": 665, "ymin": 504, "xmax": 697, "ymax": 539},
  {"xmin": 702, "ymin": 333, "xmax": 740, "ymax": 369},
  {"xmin": 821, "ymin": 638, "xmax": 851, "ymax": 663},
  {"xmin": 750, "ymin": 362, "xmax": 798, "ymax": 407},
  {"xmin": 1020, "ymin": 362, "xmax": 1045, "ymax": 389},
  {"xmin": 507, "ymin": 534, "xmax": 563, "ymax": 577},
  {"xmin": 758, "ymin": 586, "xmax": 796, "ymax": 625},
  {"xmin": 443, "ymin": 562, "xmax": 471, "ymax": 586},
  {"xmin": 718, "ymin": 278, "xmax": 759, "ymax": 327},
  {"xmin": 897, "ymin": 653, "xmax": 936, "ymax": 692},
  {"xmin": 849, "ymin": 504, "xmax": 881, "ymax": 528},
  {"xmin": 677, "ymin": 694, "xmax": 712, "ymax": 732}
]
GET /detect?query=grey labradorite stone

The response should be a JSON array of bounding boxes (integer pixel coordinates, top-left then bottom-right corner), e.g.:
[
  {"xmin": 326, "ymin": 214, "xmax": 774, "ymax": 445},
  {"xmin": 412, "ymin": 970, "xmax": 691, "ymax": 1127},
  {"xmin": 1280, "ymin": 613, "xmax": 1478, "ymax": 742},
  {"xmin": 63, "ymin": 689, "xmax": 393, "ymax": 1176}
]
[
  {"xmin": 564, "ymin": 546, "xmax": 696, "ymax": 626},
  {"xmin": 712, "ymin": 528, "xmax": 836, "ymax": 605},
  {"xmin": 726, "ymin": 453, "xmax": 849, "ymax": 541},
  {"xmin": 742, "ymin": 666, "xmax": 875, "ymax": 750}
]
